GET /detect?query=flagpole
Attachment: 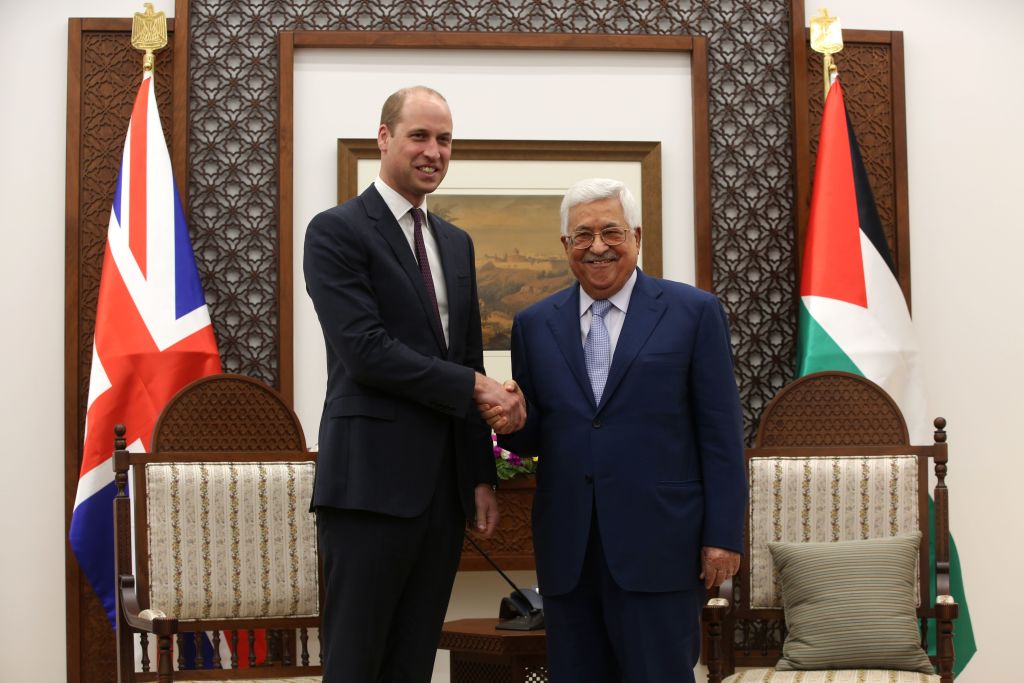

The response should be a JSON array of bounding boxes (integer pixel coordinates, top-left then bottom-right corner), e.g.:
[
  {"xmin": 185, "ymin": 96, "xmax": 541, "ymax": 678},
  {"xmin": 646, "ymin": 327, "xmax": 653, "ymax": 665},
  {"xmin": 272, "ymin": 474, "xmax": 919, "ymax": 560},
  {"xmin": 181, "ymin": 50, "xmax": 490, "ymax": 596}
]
[
  {"xmin": 810, "ymin": 8, "xmax": 843, "ymax": 100},
  {"xmin": 131, "ymin": 3, "xmax": 168, "ymax": 72}
]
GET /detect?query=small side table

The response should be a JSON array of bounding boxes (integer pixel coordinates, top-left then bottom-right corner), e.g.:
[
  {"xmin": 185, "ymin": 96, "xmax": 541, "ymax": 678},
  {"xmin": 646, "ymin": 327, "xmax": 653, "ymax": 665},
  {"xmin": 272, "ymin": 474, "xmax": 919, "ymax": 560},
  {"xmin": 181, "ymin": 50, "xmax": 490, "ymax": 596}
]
[{"xmin": 439, "ymin": 618, "xmax": 548, "ymax": 683}]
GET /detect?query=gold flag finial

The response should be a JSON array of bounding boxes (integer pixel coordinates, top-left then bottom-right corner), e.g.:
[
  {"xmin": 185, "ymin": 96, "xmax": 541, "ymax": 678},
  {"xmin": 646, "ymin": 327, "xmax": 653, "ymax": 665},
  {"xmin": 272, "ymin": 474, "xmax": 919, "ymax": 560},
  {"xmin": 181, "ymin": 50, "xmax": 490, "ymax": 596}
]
[
  {"xmin": 131, "ymin": 3, "xmax": 168, "ymax": 72},
  {"xmin": 810, "ymin": 8, "xmax": 843, "ymax": 101}
]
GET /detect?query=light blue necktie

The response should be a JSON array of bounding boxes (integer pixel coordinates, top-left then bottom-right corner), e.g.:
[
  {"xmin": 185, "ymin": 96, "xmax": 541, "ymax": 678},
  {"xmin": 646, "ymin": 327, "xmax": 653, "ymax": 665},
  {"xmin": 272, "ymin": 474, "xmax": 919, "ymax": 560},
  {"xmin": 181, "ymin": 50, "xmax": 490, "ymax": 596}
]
[{"xmin": 584, "ymin": 300, "xmax": 613, "ymax": 403}]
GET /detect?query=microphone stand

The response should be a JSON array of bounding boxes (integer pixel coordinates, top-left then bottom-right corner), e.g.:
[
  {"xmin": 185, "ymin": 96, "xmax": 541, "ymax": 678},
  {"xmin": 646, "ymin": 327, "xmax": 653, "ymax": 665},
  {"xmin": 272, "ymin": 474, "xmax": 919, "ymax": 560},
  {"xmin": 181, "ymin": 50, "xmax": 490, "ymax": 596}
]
[{"xmin": 464, "ymin": 535, "xmax": 544, "ymax": 631}]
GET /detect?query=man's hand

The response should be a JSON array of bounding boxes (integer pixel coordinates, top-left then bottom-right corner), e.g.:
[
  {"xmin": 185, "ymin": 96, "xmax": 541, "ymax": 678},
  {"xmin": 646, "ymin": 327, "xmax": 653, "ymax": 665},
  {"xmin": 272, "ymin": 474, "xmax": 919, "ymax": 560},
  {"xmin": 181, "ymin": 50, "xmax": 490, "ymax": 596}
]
[
  {"xmin": 470, "ymin": 483, "xmax": 500, "ymax": 538},
  {"xmin": 700, "ymin": 546, "xmax": 741, "ymax": 589},
  {"xmin": 474, "ymin": 374, "xmax": 526, "ymax": 434}
]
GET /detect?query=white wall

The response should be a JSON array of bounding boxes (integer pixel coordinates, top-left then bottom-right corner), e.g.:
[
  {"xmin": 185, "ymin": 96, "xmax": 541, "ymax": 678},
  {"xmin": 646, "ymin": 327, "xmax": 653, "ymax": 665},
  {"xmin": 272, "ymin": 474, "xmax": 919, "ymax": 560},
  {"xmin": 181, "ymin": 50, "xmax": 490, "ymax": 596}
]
[
  {"xmin": 806, "ymin": 1, "xmax": 1024, "ymax": 679},
  {"xmin": 2, "ymin": 1, "xmax": 1018, "ymax": 680},
  {"xmin": 0, "ymin": 1, "xmax": 157, "ymax": 681}
]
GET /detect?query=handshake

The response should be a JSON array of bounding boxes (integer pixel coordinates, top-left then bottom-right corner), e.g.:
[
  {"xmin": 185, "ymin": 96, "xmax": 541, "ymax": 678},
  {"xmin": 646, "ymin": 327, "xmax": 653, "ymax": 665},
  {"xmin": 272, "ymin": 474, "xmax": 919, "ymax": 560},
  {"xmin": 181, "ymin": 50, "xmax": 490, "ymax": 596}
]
[{"xmin": 473, "ymin": 373, "xmax": 526, "ymax": 434}]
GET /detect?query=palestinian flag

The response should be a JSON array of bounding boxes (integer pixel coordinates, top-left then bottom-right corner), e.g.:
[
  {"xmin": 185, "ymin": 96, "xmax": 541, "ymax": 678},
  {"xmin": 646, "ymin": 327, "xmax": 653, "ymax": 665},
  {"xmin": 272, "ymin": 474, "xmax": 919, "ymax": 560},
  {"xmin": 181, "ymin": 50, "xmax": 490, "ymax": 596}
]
[
  {"xmin": 796, "ymin": 79, "xmax": 928, "ymax": 439},
  {"xmin": 797, "ymin": 78, "xmax": 976, "ymax": 675}
]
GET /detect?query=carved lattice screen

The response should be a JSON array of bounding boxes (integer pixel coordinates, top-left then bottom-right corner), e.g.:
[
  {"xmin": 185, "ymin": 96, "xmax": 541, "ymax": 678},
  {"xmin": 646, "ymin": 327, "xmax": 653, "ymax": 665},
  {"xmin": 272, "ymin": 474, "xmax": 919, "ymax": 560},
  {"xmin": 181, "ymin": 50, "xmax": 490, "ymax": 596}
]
[{"xmin": 183, "ymin": 0, "xmax": 799, "ymax": 437}]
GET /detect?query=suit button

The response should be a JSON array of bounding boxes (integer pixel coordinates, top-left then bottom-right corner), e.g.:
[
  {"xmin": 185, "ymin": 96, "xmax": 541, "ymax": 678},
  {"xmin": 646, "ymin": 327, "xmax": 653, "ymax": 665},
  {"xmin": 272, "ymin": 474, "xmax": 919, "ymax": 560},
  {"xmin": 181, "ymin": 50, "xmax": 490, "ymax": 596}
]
[
  {"xmin": 592, "ymin": 419, "xmax": 601, "ymax": 428},
  {"xmin": 584, "ymin": 474, "xmax": 594, "ymax": 483}
]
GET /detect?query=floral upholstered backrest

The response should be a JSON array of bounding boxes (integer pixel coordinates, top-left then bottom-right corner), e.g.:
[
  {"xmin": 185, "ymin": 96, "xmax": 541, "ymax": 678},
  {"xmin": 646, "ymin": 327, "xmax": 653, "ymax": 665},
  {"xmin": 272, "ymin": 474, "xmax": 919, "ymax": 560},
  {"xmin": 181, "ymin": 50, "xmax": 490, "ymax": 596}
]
[
  {"xmin": 144, "ymin": 461, "xmax": 319, "ymax": 621},
  {"xmin": 747, "ymin": 454, "xmax": 922, "ymax": 609}
]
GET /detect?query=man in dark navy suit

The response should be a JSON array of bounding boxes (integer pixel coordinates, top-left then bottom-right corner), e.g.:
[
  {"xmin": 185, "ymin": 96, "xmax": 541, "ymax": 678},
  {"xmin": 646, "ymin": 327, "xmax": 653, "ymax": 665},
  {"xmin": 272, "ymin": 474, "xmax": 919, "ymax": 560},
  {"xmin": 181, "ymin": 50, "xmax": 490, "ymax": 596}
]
[
  {"xmin": 496, "ymin": 178, "xmax": 747, "ymax": 682},
  {"xmin": 304, "ymin": 86, "xmax": 525, "ymax": 682}
]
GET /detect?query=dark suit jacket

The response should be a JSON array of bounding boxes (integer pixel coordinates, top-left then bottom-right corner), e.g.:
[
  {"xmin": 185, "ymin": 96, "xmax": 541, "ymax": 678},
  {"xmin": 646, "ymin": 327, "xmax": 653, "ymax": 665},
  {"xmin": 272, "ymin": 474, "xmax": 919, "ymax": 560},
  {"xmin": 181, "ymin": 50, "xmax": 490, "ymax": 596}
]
[
  {"xmin": 501, "ymin": 270, "xmax": 747, "ymax": 595},
  {"xmin": 303, "ymin": 185, "xmax": 495, "ymax": 518}
]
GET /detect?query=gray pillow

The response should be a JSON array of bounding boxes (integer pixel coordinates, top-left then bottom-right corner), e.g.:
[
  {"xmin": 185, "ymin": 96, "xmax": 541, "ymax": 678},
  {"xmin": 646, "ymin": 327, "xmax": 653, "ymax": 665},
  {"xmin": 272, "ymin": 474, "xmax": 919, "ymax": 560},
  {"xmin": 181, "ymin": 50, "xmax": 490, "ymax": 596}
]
[{"xmin": 768, "ymin": 532, "xmax": 934, "ymax": 673}]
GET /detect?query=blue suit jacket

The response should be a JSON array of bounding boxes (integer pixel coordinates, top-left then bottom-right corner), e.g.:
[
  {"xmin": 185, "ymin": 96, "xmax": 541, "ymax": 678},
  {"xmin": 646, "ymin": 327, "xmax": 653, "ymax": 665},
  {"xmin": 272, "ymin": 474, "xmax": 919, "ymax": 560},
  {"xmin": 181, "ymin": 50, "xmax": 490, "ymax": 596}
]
[
  {"xmin": 303, "ymin": 185, "xmax": 495, "ymax": 518},
  {"xmin": 501, "ymin": 270, "xmax": 747, "ymax": 595}
]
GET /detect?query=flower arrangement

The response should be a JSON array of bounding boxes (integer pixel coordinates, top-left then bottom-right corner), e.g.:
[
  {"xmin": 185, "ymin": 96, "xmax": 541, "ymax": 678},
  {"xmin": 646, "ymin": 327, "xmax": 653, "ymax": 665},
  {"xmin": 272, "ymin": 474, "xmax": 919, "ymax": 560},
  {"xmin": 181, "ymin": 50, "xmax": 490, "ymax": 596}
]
[{"xmin": 492, "ymin": 433, "xmax": 538, "ymax": 481}]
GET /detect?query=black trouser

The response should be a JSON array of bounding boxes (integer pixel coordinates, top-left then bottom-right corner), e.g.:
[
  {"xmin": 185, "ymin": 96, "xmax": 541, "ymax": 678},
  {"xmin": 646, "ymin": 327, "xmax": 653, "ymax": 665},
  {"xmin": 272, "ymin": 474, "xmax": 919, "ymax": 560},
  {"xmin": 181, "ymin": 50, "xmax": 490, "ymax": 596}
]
[{"xmin": 316, "ymin": 451, "xmax": 464, "ymax": 683}]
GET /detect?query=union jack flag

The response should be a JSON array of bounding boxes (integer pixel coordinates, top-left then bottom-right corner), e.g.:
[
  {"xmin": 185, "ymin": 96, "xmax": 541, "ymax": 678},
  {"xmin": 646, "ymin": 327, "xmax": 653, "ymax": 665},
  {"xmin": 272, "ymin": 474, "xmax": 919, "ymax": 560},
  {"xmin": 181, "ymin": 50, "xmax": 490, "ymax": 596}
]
[{"xmin": 69, "ymin": 70, "xmax": 221, "ymax": 625}]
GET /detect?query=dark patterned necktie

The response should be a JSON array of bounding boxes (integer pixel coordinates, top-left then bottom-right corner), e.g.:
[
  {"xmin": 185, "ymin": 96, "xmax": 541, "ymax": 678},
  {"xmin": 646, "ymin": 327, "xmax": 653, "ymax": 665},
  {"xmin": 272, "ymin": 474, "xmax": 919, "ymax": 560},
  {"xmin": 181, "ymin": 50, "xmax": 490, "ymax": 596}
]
[{"xmin": 410, "ymin": 208, "xmax": 446, "ymax": 353}]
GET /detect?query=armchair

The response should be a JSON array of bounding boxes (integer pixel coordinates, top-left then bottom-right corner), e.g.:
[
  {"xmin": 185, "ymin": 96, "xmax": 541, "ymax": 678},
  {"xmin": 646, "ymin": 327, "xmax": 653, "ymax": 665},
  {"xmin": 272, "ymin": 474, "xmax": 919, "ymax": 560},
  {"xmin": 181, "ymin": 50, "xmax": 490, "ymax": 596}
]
[
  {"xmin": 113, "ymin": 374, "xmax": 322, "ymax": 682},
  {"xmin": 702, "ymin": 371, "xmax": 958, "ymax": 683}
]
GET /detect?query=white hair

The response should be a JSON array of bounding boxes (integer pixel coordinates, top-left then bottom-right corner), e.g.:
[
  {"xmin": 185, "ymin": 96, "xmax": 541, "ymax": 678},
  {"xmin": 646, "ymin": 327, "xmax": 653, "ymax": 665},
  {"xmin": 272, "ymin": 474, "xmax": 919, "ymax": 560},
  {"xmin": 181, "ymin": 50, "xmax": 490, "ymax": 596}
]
[{"xmin": 559, "ymin": 178, "xmax": 641, "ymax": 236}]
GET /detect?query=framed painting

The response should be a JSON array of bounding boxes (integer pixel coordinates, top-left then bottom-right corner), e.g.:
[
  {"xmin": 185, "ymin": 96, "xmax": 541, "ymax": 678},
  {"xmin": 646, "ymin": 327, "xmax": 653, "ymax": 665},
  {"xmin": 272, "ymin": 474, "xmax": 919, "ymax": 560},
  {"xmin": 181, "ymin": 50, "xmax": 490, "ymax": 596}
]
[{"xmin": 337, "ymin": 138, "xmax": 662, "ymax": 353}]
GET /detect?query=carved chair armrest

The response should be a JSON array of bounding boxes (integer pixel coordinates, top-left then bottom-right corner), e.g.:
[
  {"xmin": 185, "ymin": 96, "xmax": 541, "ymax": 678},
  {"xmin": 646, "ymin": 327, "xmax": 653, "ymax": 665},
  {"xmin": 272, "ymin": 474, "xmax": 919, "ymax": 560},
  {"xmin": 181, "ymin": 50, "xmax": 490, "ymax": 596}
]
[
  {"xmin": 119, "ymin": 575, "xmax": 178, "ymax": 635},
  {"xmin": 935, "ymin": 594, "xmax": 958, "ymax": 618},
  {"xmin": 703, "ymin": 580, "xmax": 735, "ymax": 683}
]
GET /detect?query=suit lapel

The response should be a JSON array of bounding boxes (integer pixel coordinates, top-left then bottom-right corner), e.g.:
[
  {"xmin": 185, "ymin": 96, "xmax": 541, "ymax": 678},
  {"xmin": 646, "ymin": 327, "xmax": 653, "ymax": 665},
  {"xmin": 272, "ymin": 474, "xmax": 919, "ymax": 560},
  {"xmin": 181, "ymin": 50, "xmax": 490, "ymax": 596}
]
[
  {"xmin": 546, "ymin": 285, "xmax": 596, "ymax": 409},
  {"xmin": 361, "ymin": 186, "xmax": 447, "ymax": 354},
  {"xmin": 599, "ymin": 272, "xmax": 666, "ymax": 410}
]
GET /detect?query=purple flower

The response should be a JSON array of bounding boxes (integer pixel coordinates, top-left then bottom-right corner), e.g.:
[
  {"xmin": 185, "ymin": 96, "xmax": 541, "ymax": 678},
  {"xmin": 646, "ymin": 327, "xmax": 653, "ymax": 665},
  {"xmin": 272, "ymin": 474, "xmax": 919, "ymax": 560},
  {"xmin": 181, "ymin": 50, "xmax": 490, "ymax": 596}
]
[{"xmin": 490, "ymin": 430, "xmax": 536, "ymax": 480}]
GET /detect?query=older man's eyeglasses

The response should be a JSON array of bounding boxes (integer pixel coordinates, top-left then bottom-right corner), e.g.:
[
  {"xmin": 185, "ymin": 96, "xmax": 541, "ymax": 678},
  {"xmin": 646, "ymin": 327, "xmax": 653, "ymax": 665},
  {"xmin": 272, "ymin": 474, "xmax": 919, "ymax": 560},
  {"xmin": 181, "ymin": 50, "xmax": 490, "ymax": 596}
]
[{"xmin": 567, "ymin": 227, "xmax": 630, "ymax": 250}]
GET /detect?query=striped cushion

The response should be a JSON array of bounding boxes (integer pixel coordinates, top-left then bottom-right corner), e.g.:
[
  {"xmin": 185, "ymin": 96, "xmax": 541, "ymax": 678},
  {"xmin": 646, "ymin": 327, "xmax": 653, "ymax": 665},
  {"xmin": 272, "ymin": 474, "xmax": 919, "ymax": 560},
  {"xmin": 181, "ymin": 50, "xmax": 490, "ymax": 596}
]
[
  {"xmin": 749, "ymin": 455, "xmax": 921, "ymax": 609},
  {"xmin": 145, "ymin": 462, "xmax": 319, "ymax": 620},
  {"xmin": 724, "ymin": 669, "xmax": 939, "ymax": 682},
  {"xmin": 768, "ymin": 532, "xmax": 933, "ymax": 673}
]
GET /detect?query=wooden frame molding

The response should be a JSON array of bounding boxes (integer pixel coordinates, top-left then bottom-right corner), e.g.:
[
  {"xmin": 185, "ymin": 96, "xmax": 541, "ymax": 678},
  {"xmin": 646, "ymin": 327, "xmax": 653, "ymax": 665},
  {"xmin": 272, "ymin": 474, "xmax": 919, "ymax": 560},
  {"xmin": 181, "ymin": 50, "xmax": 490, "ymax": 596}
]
[{"xmin": 277, "ymin": 30, "xmax": 710, "ymax": 404}]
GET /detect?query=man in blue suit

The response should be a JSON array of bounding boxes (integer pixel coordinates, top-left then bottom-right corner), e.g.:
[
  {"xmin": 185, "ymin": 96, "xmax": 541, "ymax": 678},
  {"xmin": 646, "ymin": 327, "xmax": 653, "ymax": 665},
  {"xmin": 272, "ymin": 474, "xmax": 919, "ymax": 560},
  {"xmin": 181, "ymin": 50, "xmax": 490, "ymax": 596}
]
[{"xmin": 495, "ymin": 178, "xmax": 747, "ymax": 682}]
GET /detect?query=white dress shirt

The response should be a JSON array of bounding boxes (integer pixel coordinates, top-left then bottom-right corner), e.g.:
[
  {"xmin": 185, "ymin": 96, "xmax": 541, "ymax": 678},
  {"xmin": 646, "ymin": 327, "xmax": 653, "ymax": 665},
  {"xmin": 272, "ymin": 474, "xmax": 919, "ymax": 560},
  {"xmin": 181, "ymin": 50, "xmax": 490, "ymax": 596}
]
[
  {"xmin": 373, "ymin": 177, "xmax": 450, "ymax": 346},
  {"xmin": 577, "ymin": 269, "xmax": 639, "ymax": 357}
]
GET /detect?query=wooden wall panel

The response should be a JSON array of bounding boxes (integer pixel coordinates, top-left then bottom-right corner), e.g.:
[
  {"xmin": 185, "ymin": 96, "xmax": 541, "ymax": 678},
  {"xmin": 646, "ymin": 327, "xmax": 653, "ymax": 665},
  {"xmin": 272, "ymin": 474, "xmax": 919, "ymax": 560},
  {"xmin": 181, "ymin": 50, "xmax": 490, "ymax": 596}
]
[{"xmin": 65, "ymin": 18, "xmax": 174, "ymax": 683}]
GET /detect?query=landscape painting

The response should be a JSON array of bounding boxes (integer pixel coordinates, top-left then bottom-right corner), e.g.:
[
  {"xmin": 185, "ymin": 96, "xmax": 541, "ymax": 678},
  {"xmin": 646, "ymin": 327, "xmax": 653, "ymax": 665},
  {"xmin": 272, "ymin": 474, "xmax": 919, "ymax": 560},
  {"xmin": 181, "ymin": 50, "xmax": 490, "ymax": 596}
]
[{"xmin": 430, "ymin": 194, "xmax": 574, "ymax": 350}]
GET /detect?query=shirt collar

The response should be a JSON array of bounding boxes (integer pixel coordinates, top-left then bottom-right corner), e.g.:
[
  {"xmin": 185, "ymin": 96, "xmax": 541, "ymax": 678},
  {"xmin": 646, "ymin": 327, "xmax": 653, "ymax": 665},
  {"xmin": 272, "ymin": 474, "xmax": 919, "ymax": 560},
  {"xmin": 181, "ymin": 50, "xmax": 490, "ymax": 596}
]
[
  {"xmin": 374, "ymin": 176, "xmax": 428, "ymax": 222},
  {"xmin": 578, "ymin": 268, "xmax": 639, "ymax": 318}
]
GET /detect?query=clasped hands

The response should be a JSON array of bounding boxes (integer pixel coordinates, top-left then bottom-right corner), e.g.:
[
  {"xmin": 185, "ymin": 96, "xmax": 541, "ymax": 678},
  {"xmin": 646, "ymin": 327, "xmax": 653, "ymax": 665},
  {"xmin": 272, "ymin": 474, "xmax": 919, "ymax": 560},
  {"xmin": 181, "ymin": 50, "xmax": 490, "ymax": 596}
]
[{"xmin": 474, "ymin": 373, "xmax": 526, "ymax": 434}]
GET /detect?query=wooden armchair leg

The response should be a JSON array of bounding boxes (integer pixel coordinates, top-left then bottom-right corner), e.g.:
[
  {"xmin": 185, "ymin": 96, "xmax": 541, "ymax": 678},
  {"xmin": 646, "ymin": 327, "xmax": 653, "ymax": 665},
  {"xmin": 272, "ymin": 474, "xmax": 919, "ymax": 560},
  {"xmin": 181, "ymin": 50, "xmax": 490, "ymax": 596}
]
[
  {"xmin": 157, "ymin": 634, "xmax": 174, "ymax": 683},
  {"xmin": 703, "ymin": 598, "xmax": 733, "ymax": 683}
]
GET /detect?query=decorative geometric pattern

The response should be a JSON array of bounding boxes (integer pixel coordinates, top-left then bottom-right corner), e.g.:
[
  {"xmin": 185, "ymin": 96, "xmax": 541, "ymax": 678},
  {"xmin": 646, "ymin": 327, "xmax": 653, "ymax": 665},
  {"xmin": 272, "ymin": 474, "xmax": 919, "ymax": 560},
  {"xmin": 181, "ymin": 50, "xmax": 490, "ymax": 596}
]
[
  {"xmin": 734, "ymin": 617, "xmax": 787, "ymax": 657},
  {"xmin": 448, "ymin": 661, "xmax": 549, "ymax": 683},
  {"xmin": 757, "ymin": 373, "xmax": 908, "ymax": 447},
  {"xmin": 151, "ymin": 375, "xmax": 306, "ymax": 452},
  {"xmin": 441, "ymin": 633, "xmax": 546, "ymax": 657},
  {"xmin": 145, "ymin": 462, "xmax": 319, "ymax": 620},
  {"xmin": 451, "ymin": 661, "xmax": 514, "ymax": 683},
  {"xmin": 460, "ymin": 475, "xmax": 535, "ymax": 570},
  {"xmin": 523, "ymin": 668, "xmax": 548, "ymax": 683},
  {"xmin": 186, "ymin": 0, "xmax": 798, "ymax": 439}
]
